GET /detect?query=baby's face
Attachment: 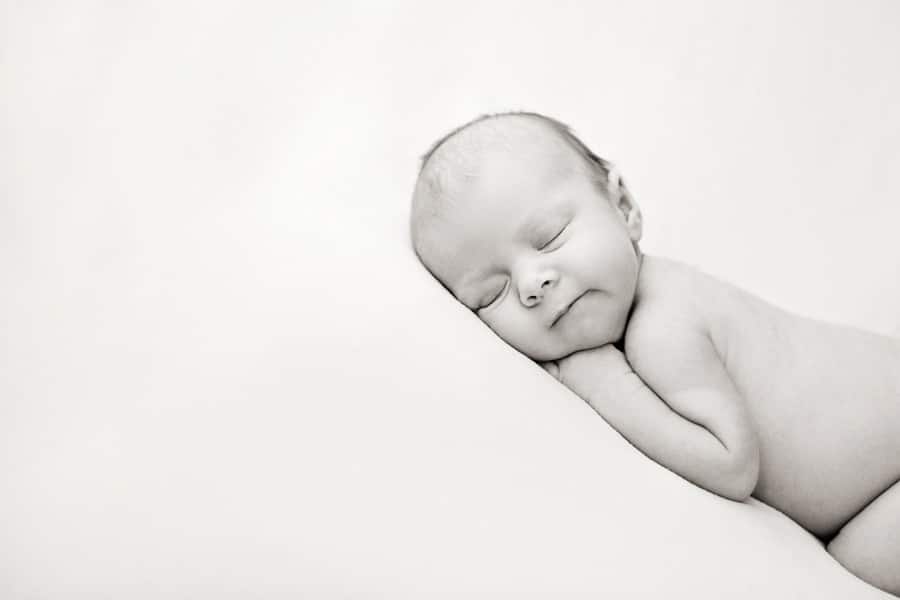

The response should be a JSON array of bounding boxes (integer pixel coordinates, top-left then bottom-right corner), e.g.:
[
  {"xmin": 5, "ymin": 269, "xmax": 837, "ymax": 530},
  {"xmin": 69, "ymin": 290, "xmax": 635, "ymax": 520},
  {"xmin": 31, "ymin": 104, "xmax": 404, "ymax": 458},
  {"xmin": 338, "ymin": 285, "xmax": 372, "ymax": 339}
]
[{"xmin": 417, "ymin": 146, "xmax": 642, "ymax": 361}]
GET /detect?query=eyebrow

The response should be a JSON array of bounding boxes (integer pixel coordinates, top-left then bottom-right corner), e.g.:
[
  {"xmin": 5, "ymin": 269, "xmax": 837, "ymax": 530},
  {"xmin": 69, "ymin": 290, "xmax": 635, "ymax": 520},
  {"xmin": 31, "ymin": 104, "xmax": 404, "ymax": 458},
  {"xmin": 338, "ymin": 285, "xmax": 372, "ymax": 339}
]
[
  {"xmin": 518, "ymin": 205, "xmax": 566, "ymax": 240},
  {"xmin": 517, "ymin": 214, "xmax": 544, "ymax": 242}
]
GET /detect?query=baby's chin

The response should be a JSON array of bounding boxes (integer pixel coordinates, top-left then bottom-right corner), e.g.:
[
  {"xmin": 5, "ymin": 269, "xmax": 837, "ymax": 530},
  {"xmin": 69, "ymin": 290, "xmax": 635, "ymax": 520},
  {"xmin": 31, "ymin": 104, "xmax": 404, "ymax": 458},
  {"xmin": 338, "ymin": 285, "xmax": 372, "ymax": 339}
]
[
  {"xmin": 519, "ymin": 337, "xmax": 612, "ymax": 363},
  {"xmin": 517, "ymin": 324, "xmax": 627, "ymax": 362}
]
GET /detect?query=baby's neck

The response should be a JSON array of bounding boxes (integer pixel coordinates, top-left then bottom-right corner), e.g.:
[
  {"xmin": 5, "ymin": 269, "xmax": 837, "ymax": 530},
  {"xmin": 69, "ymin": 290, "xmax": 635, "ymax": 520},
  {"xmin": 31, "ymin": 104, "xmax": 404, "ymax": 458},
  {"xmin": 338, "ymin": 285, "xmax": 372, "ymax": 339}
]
[{"xmin": 615, "ymin": 250, "xmax": 649, "ymax": 351}]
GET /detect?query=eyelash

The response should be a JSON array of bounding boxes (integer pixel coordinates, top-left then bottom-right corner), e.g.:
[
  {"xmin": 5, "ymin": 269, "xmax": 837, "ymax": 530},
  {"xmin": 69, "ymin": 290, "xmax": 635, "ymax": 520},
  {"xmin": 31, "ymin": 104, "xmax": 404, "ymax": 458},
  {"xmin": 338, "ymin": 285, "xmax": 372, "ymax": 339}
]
[{"xmin": 538, "ymin": 225, "xmax": 567, "ymax": 251}]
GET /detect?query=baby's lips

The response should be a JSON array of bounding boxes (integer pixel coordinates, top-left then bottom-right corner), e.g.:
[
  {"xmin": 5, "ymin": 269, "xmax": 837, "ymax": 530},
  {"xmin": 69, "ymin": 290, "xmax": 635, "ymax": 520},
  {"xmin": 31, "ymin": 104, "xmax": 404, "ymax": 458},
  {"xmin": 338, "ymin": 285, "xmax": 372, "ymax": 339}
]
[
  {"xmin": 549, "ymin": 305, "xmax": 568, "ymax": 328},
  {"xmin": 548, "ymin": 291, "xmax": 588, "ymax": 328}
]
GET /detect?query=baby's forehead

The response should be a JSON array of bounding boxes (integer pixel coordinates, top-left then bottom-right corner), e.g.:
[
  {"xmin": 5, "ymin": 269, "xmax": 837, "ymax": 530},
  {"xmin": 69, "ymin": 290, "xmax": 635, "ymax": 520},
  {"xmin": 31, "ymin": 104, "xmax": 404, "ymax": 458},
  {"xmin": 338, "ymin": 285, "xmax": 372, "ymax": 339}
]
[{"xmin": 417, "ymin": 122, "xmax": 583, "ymax": 218}]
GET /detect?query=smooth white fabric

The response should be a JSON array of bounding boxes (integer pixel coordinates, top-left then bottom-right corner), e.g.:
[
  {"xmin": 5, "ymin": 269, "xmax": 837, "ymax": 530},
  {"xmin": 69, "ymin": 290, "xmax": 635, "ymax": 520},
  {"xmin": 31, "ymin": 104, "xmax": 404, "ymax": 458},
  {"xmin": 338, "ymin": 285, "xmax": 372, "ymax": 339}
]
[{"xmin": 3, "ymin": 2, "xmax": 899, "ymax": 598}]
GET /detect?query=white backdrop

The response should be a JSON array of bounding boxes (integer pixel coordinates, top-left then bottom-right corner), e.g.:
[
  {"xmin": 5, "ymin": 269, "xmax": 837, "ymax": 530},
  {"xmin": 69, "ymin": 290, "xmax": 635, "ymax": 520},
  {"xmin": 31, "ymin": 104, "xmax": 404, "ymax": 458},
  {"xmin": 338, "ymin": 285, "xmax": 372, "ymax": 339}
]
[{"xmin": 3, "ymin": 1, "xmax": 899, "ymax": 598}]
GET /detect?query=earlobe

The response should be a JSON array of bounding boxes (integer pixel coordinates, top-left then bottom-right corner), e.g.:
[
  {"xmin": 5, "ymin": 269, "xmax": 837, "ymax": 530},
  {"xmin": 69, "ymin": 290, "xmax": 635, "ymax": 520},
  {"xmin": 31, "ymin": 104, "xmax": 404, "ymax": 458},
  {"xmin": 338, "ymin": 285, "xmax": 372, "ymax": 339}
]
[{"xmin": 606, "ymin": 166, "xmax": 643, "ymax": 241}]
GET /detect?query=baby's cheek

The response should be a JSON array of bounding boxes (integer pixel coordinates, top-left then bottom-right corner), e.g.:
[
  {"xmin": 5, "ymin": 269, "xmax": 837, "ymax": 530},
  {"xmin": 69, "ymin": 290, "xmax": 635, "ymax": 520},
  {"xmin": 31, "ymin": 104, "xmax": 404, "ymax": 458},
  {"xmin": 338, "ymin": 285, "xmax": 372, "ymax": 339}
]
[
  {"xmin": 525, "ymin": 330, "xmax": 576, "ymax": 362},
  {"xmin": 493, "ymin": 319, "xmax": 551, "ymax": 359}
]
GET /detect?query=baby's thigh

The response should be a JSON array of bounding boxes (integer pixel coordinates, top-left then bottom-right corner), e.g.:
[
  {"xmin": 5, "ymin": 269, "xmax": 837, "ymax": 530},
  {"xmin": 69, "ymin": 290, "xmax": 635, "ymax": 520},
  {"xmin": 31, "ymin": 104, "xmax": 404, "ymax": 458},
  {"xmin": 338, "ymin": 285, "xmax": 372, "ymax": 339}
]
[{"xmin": 827, "ymin": 479, "xmax": 900, "ymax": 595}]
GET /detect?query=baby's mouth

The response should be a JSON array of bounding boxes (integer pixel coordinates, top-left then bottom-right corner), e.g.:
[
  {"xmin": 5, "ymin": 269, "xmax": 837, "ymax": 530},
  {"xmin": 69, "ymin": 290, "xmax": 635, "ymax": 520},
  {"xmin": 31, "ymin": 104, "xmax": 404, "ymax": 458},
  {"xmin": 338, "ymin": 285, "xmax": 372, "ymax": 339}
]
[{"xmin": 549, "ymin": 291, "xmax": 587, "ymax": 328}]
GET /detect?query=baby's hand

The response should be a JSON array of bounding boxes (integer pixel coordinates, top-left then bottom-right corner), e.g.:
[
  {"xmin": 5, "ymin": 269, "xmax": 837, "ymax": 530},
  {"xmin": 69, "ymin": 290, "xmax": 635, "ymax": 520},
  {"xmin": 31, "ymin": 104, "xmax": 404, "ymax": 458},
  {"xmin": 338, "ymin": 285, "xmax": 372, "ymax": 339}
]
[{"xmin": 540, "ymin": 344, "xmax": 632, "ymax": 401}]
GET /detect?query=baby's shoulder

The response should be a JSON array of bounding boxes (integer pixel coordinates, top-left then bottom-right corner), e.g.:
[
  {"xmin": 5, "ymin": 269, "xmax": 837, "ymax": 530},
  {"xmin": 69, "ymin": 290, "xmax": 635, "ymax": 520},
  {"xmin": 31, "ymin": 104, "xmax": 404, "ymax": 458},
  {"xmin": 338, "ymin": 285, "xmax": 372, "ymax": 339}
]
[
  {"xmin": 625, "ymin": 256, "xmax": 719, "ymax": 354},
  {"xmin": 630, "ymin": 255, "xmax": 714, "ymax": 320}
]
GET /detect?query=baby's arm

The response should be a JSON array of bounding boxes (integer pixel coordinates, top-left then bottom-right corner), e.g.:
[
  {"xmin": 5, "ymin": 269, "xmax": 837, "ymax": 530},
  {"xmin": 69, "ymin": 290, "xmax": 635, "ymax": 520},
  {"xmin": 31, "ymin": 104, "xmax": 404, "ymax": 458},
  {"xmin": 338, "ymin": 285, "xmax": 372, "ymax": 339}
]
[{"xmin": 550, "ymin": 327, "xmax": 759, "ymax": 501}]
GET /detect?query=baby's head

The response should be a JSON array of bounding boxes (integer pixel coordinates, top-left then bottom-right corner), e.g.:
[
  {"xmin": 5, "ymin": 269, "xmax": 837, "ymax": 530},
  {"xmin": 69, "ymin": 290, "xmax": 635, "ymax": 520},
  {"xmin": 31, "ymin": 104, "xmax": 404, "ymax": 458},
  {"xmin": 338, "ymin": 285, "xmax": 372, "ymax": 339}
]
[{"xmin": 410, "ymin": 112, "xmax": 644, "ymax": 361}]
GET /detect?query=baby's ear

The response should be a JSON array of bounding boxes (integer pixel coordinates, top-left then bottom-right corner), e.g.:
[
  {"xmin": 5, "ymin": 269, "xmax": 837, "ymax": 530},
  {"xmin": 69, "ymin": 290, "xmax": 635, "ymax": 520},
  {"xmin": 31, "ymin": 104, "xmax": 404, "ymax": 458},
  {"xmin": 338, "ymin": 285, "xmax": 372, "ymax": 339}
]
[
  {"xmin": 622, "ymin": 189, "xmax": 643, "ymax": 242},
  {"xmin": 607, "ymin": 168, "xmax": 643, "ymax": 242}
]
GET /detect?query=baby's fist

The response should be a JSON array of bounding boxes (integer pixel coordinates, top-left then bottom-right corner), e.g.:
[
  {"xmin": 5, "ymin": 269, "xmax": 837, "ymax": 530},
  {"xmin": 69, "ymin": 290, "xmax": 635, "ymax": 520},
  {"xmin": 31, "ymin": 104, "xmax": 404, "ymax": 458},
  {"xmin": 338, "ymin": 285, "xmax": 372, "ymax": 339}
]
[{"xmin": 554, "ymin": 344, "xmax": 630, "ymax": 400}]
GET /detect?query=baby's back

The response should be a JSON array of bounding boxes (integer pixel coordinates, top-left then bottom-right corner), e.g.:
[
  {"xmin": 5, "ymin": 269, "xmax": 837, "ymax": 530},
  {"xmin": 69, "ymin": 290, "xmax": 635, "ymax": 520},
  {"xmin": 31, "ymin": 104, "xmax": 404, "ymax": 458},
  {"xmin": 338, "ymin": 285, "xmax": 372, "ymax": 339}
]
[{"xmin": 639, "ymin": 257, "xmax": 900, "ymax": 539}]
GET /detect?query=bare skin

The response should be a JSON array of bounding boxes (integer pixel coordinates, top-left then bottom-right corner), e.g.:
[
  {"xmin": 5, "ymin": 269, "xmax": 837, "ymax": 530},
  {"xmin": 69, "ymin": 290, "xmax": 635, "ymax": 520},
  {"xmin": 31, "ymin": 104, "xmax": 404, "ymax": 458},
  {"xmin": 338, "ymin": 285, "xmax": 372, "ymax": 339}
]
[
  {"xmin": 548, "ymin": 255, "xmax": 900, "ymax": 594},
  {"xmin": 412, "ymin": 114, "xmax": 900, "ymax": 595},
  {"xmin": 627, "ymin": 256, "xmax": 900, "ymax": 547}
]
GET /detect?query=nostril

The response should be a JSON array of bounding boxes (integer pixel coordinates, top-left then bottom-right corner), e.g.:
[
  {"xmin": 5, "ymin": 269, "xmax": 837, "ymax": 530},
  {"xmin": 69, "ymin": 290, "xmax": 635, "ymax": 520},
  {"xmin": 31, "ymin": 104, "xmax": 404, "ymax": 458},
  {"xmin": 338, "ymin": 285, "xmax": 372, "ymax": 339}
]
[{"xmin": 541, "ymin": 279, "xmax": 551, "ymax": 288}]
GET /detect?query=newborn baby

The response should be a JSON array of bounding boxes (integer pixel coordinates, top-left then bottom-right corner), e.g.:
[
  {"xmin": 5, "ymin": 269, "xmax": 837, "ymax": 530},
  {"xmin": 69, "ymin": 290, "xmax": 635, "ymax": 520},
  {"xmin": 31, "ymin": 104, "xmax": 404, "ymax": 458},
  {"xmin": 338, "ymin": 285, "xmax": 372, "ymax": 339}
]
[{"xmin": 409, "ymin": 112, "xmax": 900, "ymax": 595}]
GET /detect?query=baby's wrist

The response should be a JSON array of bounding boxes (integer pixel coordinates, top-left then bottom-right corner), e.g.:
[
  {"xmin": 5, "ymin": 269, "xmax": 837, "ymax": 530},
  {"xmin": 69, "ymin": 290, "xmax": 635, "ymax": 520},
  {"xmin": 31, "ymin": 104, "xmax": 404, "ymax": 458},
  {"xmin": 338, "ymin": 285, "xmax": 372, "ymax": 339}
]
[{"xmin": 556, "ymin": 345, "xmax": 631, "ymax": 399}]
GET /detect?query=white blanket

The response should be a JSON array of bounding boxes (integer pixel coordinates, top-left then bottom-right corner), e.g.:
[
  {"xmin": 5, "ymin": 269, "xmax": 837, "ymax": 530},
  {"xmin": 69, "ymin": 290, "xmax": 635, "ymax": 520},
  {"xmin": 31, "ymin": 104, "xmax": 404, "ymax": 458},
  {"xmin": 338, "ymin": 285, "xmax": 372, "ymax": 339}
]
[{"xmin": 3, "ymin": 1, "xmax": 898, "ymax": 597}]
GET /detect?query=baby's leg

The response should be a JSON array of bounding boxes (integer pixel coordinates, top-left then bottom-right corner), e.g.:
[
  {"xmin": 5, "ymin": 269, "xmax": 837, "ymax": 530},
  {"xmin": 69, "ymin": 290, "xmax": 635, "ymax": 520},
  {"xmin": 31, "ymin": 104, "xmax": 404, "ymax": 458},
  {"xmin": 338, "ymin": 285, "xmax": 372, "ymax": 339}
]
[{"xmin": 827, "ymin": 478, "xmax": 900, "ymax": 595}]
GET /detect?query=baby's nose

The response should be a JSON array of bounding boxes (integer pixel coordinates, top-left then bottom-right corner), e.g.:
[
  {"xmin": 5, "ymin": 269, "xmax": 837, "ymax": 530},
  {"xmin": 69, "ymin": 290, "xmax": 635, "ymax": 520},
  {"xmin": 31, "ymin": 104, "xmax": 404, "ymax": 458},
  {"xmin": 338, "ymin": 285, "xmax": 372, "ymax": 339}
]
[{"xmin": 520, "ymin": 276, "xmax": 555, "ymax": 307}]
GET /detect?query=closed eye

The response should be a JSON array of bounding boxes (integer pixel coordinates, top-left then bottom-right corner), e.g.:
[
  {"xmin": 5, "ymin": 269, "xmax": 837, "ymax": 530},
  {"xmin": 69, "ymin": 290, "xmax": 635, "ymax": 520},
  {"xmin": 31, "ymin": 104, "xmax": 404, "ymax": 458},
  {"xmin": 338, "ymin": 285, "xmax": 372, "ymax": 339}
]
[
  {"xmin": 538, "ymin": 224, "xmax": 567, "ymax": 251},
  {"xmin": 476, "ymin": 279, "xmax": 509, "ymax": 313}
]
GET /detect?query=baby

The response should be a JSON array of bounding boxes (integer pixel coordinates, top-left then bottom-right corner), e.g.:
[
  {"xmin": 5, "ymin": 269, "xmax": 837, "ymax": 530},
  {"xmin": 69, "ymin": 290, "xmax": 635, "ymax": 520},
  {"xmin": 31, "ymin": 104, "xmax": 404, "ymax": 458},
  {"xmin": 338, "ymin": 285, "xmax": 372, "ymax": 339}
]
[{"xmin": 409, "ymin": 112, "xmax": 900, "ymax": 595}]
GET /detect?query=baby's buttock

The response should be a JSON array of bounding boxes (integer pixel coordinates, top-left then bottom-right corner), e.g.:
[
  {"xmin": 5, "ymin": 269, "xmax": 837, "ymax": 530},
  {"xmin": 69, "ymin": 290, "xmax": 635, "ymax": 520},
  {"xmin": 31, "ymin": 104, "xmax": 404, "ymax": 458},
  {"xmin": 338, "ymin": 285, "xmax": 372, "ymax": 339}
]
[{"xmin": 712, "ymin": 289, "xmax": 900, "ymax": 539}]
